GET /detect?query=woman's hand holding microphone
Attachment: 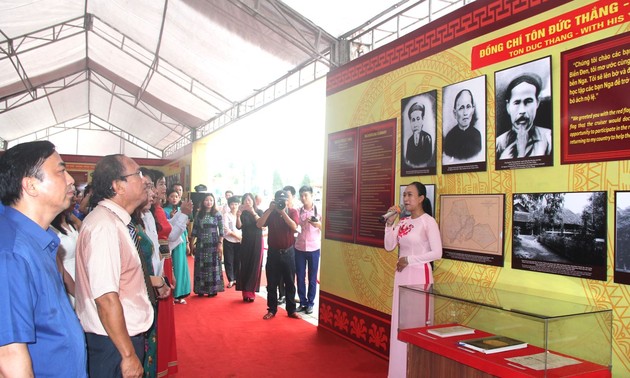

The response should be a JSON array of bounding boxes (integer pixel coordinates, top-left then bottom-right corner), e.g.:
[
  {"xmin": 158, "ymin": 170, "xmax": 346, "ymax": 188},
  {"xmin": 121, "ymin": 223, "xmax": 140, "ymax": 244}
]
[{"xmin": 383, "ymin": 205, "xmax": 401, "ymax": 226}]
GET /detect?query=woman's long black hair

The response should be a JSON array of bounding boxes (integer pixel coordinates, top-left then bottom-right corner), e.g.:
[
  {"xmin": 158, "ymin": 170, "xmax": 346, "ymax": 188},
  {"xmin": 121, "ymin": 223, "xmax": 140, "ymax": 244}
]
[{"xmin": 408, "ymin": 181, "xmax": 432, "ymax": 216}]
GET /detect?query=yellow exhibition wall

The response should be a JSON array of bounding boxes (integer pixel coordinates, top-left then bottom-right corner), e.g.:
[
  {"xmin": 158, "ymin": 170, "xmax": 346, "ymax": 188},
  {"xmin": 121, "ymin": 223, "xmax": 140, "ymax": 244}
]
[{"xmin": 323, "ymin": 0, "xmax": 630, "ymax": 374}]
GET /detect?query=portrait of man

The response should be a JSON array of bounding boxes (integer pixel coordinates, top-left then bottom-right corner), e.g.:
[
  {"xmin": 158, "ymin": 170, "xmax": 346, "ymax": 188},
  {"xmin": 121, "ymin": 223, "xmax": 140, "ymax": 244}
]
[
  {"xmin": 442, "ymin": 76, "xmax": 487, "ymax": 173},
  {"xmin": 495, "ymin": 57, "xmax": 553, "ymax": 170},
  {"xmin": 401, "ymin": 90, "xmax": 437, "ymax": 176}
]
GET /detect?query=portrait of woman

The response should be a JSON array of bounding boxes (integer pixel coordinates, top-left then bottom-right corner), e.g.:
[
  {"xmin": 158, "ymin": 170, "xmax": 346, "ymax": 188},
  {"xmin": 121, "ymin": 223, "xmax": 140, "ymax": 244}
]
[{"xmin": 441, "ymin": 75, "xmax": 487, "ymax": 173}]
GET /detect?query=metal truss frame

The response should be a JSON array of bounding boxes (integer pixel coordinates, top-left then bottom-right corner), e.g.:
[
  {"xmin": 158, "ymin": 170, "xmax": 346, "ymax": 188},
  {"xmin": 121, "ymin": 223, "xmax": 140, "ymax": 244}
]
[
  {"xmin": 188, "ymin": 0, "xmax": 473, "ymax": 157},
  {"xmin": 0, "ymin": 0, "xmax": 473, "ymax": 157},
  {"xmin": 4, "ymin": 69, "xmax": 191, "ymax": 154},
  {"xmin": 11, "ymin": 113, "xmax": 163, "ymax": 158},
  {"xmin": 0, "ymin": 13, "xmax": 217, "ymax": 156}
]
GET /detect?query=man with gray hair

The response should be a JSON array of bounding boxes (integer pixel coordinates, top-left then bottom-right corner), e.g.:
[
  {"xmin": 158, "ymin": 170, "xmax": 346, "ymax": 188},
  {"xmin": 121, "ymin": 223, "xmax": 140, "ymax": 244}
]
[
  {"xmin": 75, "ymin": 154, "xmax": 170, "ymax": 377},
  {"xmin": 0, "ymin": 141, "xmax": 87, "ymax": 377}
]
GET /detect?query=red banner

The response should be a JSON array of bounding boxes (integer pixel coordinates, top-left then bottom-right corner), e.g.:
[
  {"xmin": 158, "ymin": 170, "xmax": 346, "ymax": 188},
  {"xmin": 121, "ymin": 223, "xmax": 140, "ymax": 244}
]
[
  {"xmin": 561, "ymin": 32, "xmax": 630, "ymax": 164},
  {"xmin": 471, "ymin": 0, "xmax": 626, "ymax": 70}
]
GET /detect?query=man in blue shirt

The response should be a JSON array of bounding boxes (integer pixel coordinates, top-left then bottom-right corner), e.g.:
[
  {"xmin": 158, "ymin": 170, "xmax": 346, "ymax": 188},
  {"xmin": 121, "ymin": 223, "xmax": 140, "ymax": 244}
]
[{"xmin": 0, "ymin": 141, "xmax": 87, "ymax": 377}]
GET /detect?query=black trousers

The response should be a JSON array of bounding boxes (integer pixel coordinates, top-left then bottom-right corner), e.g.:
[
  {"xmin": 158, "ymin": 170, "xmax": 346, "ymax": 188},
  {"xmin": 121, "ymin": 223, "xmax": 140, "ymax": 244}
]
[
  {"xmin": 223, "ymin": 239, "xmax": 240, "ymax": 283},
  {"xmin": 266, "ymin": 246, "xmax": 297, "ymax": 314}
]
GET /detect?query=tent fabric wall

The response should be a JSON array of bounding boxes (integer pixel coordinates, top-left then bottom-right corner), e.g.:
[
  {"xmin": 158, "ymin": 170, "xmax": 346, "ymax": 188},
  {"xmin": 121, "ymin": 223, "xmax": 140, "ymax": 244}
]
[{"xmin": 0, "ymin": 0, "xmax": 338, "ymax": 156}]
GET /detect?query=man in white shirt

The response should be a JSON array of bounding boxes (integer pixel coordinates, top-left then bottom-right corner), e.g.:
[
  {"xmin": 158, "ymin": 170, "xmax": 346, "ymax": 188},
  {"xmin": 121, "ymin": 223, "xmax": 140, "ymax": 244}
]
[
  {"xmin": 221, "ymin": 190, "xmax": 233, "ymax": 214},
  {"xmin": 222, "ymin": 196, "xmax": 242, "ymax": 287}
]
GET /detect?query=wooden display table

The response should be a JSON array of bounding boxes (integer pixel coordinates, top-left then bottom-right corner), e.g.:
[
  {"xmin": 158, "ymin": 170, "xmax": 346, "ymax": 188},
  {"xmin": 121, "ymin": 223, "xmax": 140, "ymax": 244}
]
[{"xmin": 399, "ymin": 325, "xmax": 611, "ymax": 378}]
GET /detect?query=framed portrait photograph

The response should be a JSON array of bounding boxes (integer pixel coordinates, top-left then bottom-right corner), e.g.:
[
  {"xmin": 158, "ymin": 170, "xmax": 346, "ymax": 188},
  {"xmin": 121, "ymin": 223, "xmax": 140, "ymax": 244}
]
[
  {"xmin": 401, "ymin": 90, "xmax": 437, "ymax": 176},
  {"xmin": 439, "ymin": 194, "xmax": 505, "ymax": 267},
  {"xmin": 512, "ymin": 191, "xmax": 607, "ymax": 281},
  {"xmin": 495, "ymin": 56, "xmax": 553, "ymax": 170},
  {"xmin": 614, "ymin": 191, "xmax": 630, "ymax": 285},
  {"xmin": 441, "ymin": 75, "xmax": 487, "ymax": 174},
  {"xmin": 399, "ymin": 183, "xmax": 435, "ymax": 219}
]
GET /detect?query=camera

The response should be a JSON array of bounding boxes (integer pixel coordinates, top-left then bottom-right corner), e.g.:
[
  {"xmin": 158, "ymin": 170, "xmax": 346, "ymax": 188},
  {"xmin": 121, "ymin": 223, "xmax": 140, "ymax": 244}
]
[
  {"xmin": 310, "ymin": 216, "xmax": 318, "ymax": 222},
  {"xmin": 276, "ymin": 200, "xmax": 286, "ymax": 210}
]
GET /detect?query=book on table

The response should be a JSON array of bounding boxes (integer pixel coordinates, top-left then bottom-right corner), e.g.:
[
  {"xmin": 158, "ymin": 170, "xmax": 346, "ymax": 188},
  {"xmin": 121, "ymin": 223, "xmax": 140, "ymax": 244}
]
[
  {"xmin": 426, "ymin": 325, "xmax": 476, "ymax": 338},
  {"xmin": 458, "ymin": 335, "xmax": 527, "ymax": 354}
]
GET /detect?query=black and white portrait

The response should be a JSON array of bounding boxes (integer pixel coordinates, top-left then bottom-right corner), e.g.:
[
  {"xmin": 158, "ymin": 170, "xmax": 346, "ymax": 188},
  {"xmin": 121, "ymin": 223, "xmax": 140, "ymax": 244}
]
[
  {"xmin": 441, "ymin": 76, "xmax": 487, "ymax": 173},
  {"xmin": 401, "ymin": 90, "xmax": 437, "ymax": 176},
  {"xmin": 495, "ymin": 56, "xmax": 553, "ymax": 170}
]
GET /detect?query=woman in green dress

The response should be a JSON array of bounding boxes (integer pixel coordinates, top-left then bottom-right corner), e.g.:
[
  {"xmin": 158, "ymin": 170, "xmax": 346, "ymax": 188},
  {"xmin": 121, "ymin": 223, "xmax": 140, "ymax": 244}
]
[{"xmin": 163, "ymin": 188, "xmax": 191, "ymax": 303}]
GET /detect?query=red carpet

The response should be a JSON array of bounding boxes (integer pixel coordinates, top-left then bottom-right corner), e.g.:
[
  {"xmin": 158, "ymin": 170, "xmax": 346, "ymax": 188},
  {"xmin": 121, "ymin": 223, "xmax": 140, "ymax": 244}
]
[{"xmin": 173, "ymin": 256, "xmax": 388, "ymax": 377}]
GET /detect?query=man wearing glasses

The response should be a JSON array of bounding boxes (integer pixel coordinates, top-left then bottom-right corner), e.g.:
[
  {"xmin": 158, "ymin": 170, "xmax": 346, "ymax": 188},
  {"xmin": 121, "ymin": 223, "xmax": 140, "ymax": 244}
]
[{"xmin": 75, "ymin": 154, "xmax": 170, "ymax": 378}]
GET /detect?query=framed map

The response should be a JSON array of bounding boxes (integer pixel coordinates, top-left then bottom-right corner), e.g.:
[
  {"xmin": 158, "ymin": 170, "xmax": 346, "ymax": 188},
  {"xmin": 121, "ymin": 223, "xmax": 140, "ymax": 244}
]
[{"xmin": 439, "ymin": 194, "xmax": 505, "ymax": 267}]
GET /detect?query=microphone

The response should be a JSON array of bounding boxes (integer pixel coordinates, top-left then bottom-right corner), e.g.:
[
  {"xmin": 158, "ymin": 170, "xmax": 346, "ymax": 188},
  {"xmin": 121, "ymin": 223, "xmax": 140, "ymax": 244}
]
[{"xmin": 379, "ymin": 205, "xmax": 400, "ymax": 223}]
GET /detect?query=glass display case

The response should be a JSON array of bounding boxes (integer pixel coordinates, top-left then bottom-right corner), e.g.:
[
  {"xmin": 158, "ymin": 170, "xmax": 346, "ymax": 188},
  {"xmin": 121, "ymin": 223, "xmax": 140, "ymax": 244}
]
[{"xmin": 398, "ymin": 282, "xmax": 612, "ymax": 377}]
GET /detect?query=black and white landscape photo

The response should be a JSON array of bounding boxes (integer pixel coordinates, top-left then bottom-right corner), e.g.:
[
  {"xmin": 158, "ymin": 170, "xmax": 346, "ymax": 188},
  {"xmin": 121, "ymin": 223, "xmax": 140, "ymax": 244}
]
[
  {"xmin": 512, "ymin": 191, "xmax": 607, "ymax": 280},
  {"xmin": 615, "ymin": 191, "xmax": 630, "ymax": 285}
]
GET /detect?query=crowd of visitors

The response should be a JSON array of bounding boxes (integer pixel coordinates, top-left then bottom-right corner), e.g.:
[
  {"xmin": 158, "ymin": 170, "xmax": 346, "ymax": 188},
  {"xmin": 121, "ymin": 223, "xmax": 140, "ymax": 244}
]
[{"xmin": 0, "ymin": 140, "xmax": 323, "ymax": 377}]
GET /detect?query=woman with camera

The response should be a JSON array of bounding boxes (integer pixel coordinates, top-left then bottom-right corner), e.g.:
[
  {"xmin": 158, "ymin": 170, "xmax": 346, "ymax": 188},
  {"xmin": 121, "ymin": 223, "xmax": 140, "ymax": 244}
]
[{"xmin": 235, "ymin": 193, "xmax": 264, "ymax": 302}]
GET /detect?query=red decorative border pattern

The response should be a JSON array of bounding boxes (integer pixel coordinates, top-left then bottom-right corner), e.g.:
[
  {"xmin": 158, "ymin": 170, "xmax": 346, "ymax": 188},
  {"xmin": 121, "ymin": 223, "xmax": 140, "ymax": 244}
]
[
  {"xmin": 318, "ymin": 290, "xmax": 391, "ymax": 360},
  {"xmin": 326, "ymin": 0, "xmax": 568, "ymax": 96}
]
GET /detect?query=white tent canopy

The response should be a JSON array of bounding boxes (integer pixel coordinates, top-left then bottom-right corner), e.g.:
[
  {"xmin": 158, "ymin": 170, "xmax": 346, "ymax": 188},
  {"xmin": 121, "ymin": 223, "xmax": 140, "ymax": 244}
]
[{"xmin": 0, "ymin": 0, "xmax": 470, "ymax": 158}]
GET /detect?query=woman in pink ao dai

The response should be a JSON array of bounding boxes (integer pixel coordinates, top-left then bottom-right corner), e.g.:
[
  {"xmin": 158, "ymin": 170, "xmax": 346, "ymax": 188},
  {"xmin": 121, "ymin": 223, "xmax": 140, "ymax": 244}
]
[{"xmin": 384, "ymin": 181, "xmax": 442, "ymax": 378}]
